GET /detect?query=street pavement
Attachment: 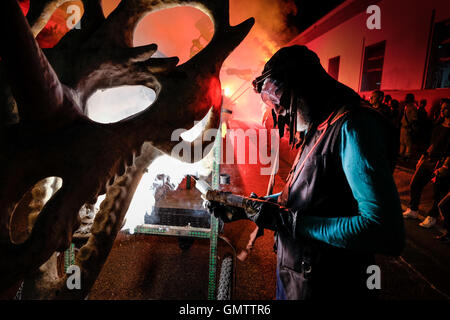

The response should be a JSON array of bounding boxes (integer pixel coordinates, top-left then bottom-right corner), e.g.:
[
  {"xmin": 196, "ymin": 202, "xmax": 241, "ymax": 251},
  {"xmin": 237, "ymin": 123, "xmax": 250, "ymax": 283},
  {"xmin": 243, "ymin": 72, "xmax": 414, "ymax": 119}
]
[{"xmin": 382, "ymin": 167, "xmax": 450, "ymax": 300}]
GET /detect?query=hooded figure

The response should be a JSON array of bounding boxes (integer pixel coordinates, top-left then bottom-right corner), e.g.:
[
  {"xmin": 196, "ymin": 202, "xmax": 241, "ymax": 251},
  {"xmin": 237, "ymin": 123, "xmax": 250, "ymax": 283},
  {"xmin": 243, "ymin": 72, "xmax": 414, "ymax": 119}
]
[{"xmin": 209, "ymin": 45, "xmax": 404, "ymax": 300}]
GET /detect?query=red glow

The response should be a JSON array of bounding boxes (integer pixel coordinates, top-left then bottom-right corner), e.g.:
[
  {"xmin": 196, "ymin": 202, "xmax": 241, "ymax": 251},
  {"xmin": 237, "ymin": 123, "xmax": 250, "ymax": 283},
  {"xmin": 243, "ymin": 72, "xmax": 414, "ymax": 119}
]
[
  {"xmin": 19, "ymin": 0, "xmax": 84, "ymax": 48},
  {"xmin": 134, "ymin": 7, "xmax": 212, "ymax": 64}
]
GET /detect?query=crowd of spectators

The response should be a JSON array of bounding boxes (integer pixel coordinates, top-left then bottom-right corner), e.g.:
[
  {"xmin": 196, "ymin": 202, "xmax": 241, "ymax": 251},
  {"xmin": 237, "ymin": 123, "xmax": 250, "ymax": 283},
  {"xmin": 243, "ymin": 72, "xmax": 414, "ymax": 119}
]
[{"xmin": 366, "ymin": 91, "xmax": 450, "ymax": 242}]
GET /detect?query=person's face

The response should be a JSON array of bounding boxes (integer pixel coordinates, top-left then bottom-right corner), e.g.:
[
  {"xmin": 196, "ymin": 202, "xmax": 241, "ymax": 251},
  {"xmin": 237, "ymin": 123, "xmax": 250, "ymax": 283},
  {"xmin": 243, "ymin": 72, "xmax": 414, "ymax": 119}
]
[
  {"xmin": 259, "ymin": 78, "xmax": 311, "ymax": 132},
  {"xmin": 370, "ymin": 92, "xmax": 381, "ymax": 105},
  {"xmin": 405, "ymin": 95, "xmax": 414, "ymax": 105},
  {"xmin": 260, "ymin": 78, "xmax": 286, "ymax": 116}
]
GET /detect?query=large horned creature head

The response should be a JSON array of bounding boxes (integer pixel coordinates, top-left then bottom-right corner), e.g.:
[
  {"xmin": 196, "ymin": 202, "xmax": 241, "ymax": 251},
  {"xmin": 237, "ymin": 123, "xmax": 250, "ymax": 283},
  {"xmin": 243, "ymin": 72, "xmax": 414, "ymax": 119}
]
[{"xmin": 0, "ymin": 0, "xmax": 254, "ymax": 299}]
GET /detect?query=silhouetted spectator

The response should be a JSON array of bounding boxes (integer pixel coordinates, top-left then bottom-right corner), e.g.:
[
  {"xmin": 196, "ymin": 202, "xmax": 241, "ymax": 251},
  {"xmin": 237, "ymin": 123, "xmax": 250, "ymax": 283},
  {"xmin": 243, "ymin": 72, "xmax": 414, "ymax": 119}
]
[
  {"xmin": 430, "ymin": 98, "xmax": 448, "ymax": 123},
  {"xmin": 418, "ymin": 99, "xmax": 427, "ymax": 116},
  {"xmin": 369, "ymin": 90, "xmax": 391, "ymax": 119},
  {"xmin": 384, "ymin": 94, "xmax": 392, "ymax": 107},
  {"xmin": 399, "ymin": 93, "xmax": 418, "ymax": 159},
  {"xmin": 416, "ymin": 99, "xmax": 432, "ymax": 155},
  {"xmin": 390, "ymin": 99, "xmax": 401, "ymax": 129},
  {"xmin": 403, "ymin": 100, "xmax": 450, "ymax": 229}
]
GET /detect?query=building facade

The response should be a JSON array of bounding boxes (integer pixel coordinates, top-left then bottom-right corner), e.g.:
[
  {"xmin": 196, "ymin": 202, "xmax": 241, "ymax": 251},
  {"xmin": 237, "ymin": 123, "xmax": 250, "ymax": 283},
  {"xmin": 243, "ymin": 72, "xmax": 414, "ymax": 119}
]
[{"xmin": 289, "ymin": 0, "xmax": 450, "ymax": 113}]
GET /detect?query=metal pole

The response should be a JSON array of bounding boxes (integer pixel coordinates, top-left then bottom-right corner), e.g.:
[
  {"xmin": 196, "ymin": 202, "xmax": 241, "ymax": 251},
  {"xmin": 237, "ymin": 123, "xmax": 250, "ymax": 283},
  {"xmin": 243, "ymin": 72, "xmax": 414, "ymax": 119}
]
[{"xmin": 207, "ymin": 105, "xmax": 222, "ymax": 300}]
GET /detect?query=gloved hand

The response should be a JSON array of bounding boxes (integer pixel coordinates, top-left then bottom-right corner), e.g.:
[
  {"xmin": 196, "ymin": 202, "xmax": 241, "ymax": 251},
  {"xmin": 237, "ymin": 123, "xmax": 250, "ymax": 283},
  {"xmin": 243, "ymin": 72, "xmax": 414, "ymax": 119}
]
[
  {"xmin": 203, "ymin": 199, "xmax": 247, "ymax": 223},
  {"xmin": 243, "ymin": 197, "xmax": 283, "ymax": 230},
  {"xmin": 249, "ymin": 192, "xmax": 279, "ymax": 203},
  {"xmin": 203, "ymin": 192, "xmax": 285, "ymax": 230}
]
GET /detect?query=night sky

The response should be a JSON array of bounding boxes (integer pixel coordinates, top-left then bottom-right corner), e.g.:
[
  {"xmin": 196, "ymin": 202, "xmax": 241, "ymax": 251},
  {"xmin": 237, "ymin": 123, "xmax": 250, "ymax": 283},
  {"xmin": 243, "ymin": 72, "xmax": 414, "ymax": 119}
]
[{"xmin": 288, "ymin": 0, "xmax": 345, "ymax": 32}]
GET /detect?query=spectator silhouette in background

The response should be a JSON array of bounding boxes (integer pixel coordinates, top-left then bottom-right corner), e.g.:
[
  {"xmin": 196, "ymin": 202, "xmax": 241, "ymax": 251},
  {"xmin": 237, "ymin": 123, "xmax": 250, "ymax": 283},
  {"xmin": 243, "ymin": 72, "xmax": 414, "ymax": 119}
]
[
  {"xmin": 390, "ymin": 99, "xmax": 401, "ymax": 129},
  {"xmin": 384, "ymin": 94, "xmax": 392, "ymax": 107},
  {"xmin": 416, "ymin": 99, "xmax": 432, "ymax": 155},
  {"xmin": 370, "ymin": 90, "xmax": 391, "ymax": 119},
  {"xmin": 399, "ymin": 93, "xmax": 418, "ymax": 160},
  {"xmin": 403, "ymin": 100, "xmax": 450, "ymax": 229},
  {"xmin": 418, "ymin": 99, "xmax": 428, "ymax": 120}
]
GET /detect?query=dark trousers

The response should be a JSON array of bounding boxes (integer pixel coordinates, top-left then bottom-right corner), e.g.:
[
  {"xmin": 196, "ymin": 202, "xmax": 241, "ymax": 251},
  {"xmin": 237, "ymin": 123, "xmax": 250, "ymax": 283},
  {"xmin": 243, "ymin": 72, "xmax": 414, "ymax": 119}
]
[
  {"xmin": 432, "ymin": 177, "xmax": 450, "ymax": 218},
  {"xmin": 439, "ymin": 192, "xmax": 450, "ymax": 232},
  {"xmin": 410, "ymin": 160, "xmax": 449, "ymax": 218},
  {"xmin": 276, "ymin": 247, "xmax": 378, "ymax": 300}
]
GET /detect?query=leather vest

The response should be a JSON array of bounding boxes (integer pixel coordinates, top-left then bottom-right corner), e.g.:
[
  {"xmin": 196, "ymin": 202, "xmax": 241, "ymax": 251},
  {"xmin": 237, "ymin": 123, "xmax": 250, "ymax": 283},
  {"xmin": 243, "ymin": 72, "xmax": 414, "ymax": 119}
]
[{"xmin": 276, "ymin": 104, "xmax": 391, "ymax": 299}]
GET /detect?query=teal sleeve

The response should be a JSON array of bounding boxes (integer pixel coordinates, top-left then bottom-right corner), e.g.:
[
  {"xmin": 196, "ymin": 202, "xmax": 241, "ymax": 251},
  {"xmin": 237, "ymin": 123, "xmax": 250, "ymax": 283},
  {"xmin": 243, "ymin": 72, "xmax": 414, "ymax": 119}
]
[
  {"xmin": 296, "ymin": 112, "xmax": 405, "ymax": 255},
  {"xmin": 264, "ymin": 192, "xmax": 281, "ymax": 202}
]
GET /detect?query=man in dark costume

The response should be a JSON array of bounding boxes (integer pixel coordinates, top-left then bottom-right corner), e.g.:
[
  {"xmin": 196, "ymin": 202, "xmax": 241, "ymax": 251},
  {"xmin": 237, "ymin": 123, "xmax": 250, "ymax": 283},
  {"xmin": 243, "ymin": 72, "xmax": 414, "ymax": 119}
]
[{"xmin": 207, "ymin": 45, "xmax": 405, "ymax": 300}]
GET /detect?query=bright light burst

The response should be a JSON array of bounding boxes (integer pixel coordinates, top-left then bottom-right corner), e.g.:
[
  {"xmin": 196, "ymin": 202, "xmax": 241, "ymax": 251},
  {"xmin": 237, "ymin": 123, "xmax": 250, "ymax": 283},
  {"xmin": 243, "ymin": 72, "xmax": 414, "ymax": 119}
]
[
  {"xmin": 121, "ymin": 154, "xmax": 212, "ymax": 233},
  {"xmin": 223, "ymin": 85, "xmax": 232, "ymax": 97}
]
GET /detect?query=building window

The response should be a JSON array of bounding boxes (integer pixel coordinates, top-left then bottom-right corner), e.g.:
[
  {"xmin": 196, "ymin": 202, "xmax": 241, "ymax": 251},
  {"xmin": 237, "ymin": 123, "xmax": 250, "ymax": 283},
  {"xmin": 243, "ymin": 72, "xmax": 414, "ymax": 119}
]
[
  {"xmin": 360, "ymin": 41, "xmax": 386, "ymax": 92},
  {"xmin": 328, "ymin": 56, "xmax": 340, "ymax": 80},
  {"xmin": 425, "ymin": 19, "xmax": 450, "ymax": 89}
]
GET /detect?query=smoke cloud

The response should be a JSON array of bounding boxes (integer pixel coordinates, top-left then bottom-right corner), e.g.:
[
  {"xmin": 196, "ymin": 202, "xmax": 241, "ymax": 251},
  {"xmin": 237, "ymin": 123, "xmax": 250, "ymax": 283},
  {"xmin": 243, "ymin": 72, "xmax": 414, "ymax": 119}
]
[{"xmin": 230, "ymin": 0, "xmax": 298, "ymax": 50}]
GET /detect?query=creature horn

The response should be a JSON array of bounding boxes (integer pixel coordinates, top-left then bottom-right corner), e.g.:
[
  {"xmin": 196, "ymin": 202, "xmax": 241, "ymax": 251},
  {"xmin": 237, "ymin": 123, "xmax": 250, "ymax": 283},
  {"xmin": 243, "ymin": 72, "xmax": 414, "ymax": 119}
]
[
  {"xmin": 26, "ymin": 0, "xmax": 73, "ymax": 37},
  {"xmin": 0, "ymin": 0, "xmax": 65, "ymax": 123}
]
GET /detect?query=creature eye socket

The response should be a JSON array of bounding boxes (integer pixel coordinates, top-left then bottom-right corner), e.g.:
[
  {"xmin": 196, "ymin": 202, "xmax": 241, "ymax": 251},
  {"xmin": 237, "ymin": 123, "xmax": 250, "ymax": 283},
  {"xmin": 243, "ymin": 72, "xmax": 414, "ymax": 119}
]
[
  {"xmin": 86, "ymin": 86, "xmax": 156, "ymax": 123},
  {"xmin": 9, "ymin": 177, "xmax": 63, "ymax": 245},
  {"xmin": 134, "ymin": 7, "xmax": 213, "ymax": 64}
]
